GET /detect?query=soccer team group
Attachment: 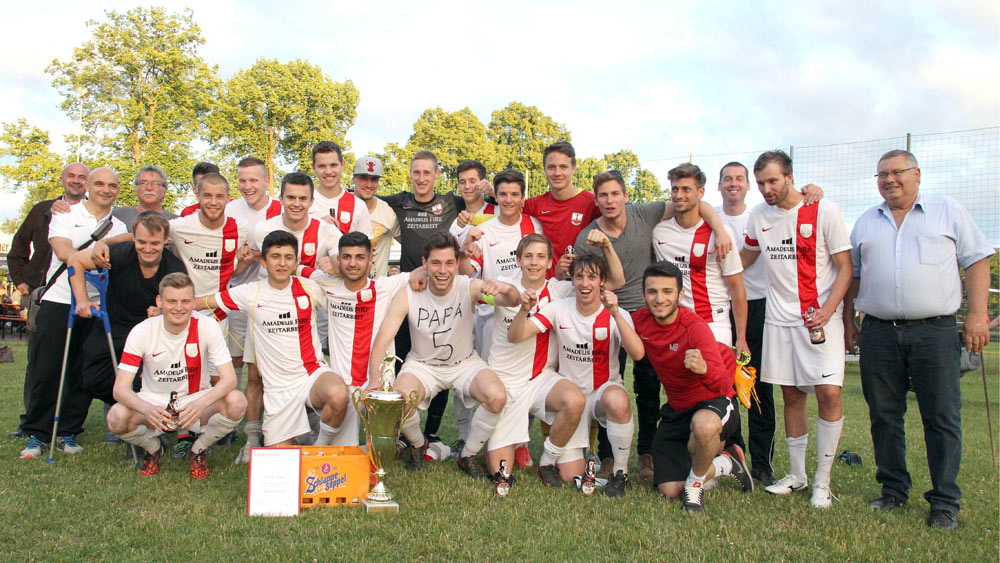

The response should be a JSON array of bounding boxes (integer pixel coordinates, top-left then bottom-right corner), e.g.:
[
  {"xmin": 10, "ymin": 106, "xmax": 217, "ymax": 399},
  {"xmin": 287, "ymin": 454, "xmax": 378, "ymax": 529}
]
[{"xmin": 10, "ymin": 140, "xmax": 992, "ymax": 527}]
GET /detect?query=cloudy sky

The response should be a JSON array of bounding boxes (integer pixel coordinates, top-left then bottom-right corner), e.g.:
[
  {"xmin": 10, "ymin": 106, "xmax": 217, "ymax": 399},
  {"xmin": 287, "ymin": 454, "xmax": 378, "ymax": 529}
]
[{"xmin": 2, "ymin": 0, "xmax": 998, "ymax": 223}]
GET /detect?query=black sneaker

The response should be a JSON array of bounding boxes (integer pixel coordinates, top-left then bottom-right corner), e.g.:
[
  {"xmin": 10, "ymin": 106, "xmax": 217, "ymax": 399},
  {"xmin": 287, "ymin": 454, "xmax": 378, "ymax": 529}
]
[
  {"xmin": 927, "ymin": 508, "xmax": 958, "ymax": 530},
  {"xmin": 538, "ymin": 464, "xmax": 563, "ymax": 488},
  {"xmin": 404, "ymin": 442, "xmax": 426, "ymax": 472},
  {"xmin": 723, "ymin": 444, "xmax": 753, "ymax": 493},
  {"xmin": 457, "ymin": 455, "xmax": 488, "ymax": 480},
  {"xmin": 604, "ymin": 470, "xmax": 628, "ymax": 497},
  {"xmin": 682, "ymin": 483, "xmax": 705, "ymax": 513}
]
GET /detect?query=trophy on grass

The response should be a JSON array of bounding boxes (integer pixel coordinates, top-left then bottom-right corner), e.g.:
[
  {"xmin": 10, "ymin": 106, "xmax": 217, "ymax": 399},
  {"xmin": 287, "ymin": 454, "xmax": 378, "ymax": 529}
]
[{"xmin": 351, "ymin": 354, "xmax": 418, "ymax": 513}]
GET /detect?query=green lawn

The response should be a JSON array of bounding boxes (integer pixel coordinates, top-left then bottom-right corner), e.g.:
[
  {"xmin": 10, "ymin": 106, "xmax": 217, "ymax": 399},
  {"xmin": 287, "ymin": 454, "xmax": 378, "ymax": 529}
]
[{"xmin": 0, "ymin": 339, "xmax": 997, "ymax": 561}]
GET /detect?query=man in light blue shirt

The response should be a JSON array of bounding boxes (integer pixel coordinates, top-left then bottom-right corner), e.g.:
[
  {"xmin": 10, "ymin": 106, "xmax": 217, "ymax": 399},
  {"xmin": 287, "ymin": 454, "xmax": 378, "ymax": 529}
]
[{"xmin": 844, "ymin": 149, "xmax": 993, "ymax": 530}]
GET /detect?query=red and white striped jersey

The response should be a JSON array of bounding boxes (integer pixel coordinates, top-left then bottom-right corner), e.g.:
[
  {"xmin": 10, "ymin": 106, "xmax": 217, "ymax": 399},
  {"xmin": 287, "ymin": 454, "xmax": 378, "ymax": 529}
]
[
  {"xmin": 180, "ymin": 203, "xmax": 200, "ymax": 217},
  {"xmin": 744, "ymin": 200, "xmax": 851, "ymax": 326},
  {"xmin": 310, "ymin": 189, "xmax": 373, "ymax": 237},
  {"xmin": 168, "ymin": 214, "xmax": 247, "ymax": 299},
  {"xmin": 215, "ymin": 277, "xmax": 330, "ymax": 391},
  {"xmin": 118, "ymin": 312, "xmax": 231, "ymax": 397},
  {"xmin": 225, "ymin": 197, "xmax": 282, "ymax": 286},
  {"xmin": 449, "ymin": 202, "xmax": 497, "ymax": 242},
  {"xmin": 406, "ymin": 275, "xmax": 477, "ymax": 367},
  {"xmin": 488, "ymin": 273, "xmax": 573, "ymax": 388},
  {"xmin": 652, "ymin": 219, "xmax": 742, "ymax": 326},
  {"xmin": 530, "ymin": 298, "xmax": 632, "ymax": 392},
  {"xmin": 249, "ymin": 216, "xmax": 341, "ymax": 272},
  {"xmin": 301, "ymin": 270, "xmax": 411, "ymax": 387}
]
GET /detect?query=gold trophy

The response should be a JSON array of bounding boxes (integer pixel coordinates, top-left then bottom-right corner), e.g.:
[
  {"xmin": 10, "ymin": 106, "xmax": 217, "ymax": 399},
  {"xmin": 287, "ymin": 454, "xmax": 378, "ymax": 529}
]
[{"xmin": 351, "ymin": 355, "xmax": 418, "ymax": 513}]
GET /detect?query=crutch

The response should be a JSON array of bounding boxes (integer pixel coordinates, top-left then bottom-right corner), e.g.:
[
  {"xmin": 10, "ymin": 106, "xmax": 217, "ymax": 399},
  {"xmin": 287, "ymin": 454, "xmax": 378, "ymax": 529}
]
[
  {"xmin": 46, "ymin": 267, "xmax": 112, "ymax": 464},
  {"xmin": 981, "ymin": 357, "xmax": 996, "ymax": 466}
]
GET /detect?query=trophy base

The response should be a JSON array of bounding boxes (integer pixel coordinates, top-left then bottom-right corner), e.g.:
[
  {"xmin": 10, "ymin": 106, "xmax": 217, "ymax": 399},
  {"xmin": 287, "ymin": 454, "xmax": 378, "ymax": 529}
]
[{"xmin": 362, "ymin": 499, "xmax": 399, "ymax": 513}]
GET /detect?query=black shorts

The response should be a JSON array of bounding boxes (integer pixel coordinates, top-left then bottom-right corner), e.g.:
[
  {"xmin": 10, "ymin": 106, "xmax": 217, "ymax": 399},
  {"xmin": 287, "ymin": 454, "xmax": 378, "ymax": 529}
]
[{"xmin": 652, "ymin": 395, "xmax": 739, "ymax": 485}]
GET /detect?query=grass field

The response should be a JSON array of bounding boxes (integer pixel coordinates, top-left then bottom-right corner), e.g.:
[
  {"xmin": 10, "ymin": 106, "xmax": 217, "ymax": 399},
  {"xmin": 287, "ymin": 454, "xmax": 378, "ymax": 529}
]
[{"xmin": 0, "ymin": 339, "xmax": 997, "ymax": 561}]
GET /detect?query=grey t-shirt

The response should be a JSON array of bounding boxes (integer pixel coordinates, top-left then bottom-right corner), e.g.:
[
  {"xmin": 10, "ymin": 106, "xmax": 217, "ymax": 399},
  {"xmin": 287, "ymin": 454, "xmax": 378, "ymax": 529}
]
[
  {"xmin": 112, "ymin": 206, "xmax": 178, "ymax": 232},
  {"xmin": 573, "ymin": 201, "xmax": 665, "ymax": 312}
]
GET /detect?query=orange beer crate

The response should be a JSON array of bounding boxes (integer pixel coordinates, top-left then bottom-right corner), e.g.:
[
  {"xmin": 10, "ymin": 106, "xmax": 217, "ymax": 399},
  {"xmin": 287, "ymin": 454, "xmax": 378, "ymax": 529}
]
[{"xmin": 290, "ymin": 446, "xmax": 371, "ymax": 508}]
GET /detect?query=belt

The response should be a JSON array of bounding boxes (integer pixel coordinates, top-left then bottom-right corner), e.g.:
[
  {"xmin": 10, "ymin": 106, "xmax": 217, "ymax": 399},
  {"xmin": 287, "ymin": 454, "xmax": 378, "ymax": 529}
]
[{"xmin": 868, "ymin": 314, "xmax": 954, "ymax": 327}]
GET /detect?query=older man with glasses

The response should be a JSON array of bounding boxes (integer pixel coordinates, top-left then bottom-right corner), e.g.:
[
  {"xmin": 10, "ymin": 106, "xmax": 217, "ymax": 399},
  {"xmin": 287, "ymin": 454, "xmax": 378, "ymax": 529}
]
[{"xmin": 112, "ymin": 165, "xmax": 179, "ymax": 230}]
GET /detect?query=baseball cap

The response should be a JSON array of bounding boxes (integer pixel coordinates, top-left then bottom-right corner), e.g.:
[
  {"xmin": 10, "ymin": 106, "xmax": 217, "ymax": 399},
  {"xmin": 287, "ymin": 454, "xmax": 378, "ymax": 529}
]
[{"xmin": 353, "ymin": 156, "xmax": 383, "ymax": 177}]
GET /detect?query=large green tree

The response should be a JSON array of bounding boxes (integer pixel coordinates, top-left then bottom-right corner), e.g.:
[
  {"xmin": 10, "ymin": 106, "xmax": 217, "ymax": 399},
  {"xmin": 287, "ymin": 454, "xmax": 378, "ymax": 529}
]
[
  {"xmin": 487, "ymin": 102, "xmax": 570, "ymax": 196},
  {"xmin": 407, "ymin": 107, "xmax": 502, "ymax": 192},
  {"xmin": 0, "ymin": 121, "xmax": 66, "ymax": 232},
  {"xmin": 208, "ymin": 58, "xmax": 360, "ymax": 194},
  {"xmin": 46, "ymin": 7, "xmax": 218, "ymax": 209}
]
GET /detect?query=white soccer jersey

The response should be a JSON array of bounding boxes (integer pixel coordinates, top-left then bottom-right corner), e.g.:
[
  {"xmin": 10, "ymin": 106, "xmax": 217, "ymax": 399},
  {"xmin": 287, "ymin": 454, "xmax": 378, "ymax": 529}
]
[
  {"xmin": 310, "ymin": 189, "xmax": 374, "ymax": 238},
  {"xmin": 718, "ymin": 207, "xmax": 767, "ymax": 300},
  {"xmin": 215, "ymin": 277, "xmax": 330, "ymax": 391},
  {"xmin": 488, "ymin": 273, "xmax": 573, "ymax": 388},
  {"xmin": 369, "ymin": 198, "xmax": 399, "ymax": 279},
  {"xmin": 225, "ymin": 197, "xmax": 282, "ymax": 286},
  {"xmin": 249, "ymin": 216, "xmax": 341, "ymax": 271},
  {"xmin": 302, "ymin": 269, "xmax": 410, "ymax": 387},
  {"xmin": 168, "ymin": 214, "xmax": 248, "ymax": 298},
  {"xmin": 118, "ymin": 312, "xmax": 231, "ymax": 397},
  {"xmin": 42, "ymin": 202, "xmax": 128, "ymax": 305},
  {"xmin": 744, "ymin": 199, "xmax": 851, "ymax": 326},
  {"xmin": 467, "ymin": 214, "xmax": 542, "ymax": 321},
  {"xmin": 448, "ymin": 202, "xmax": 497, "ymax": 243},
  {"xmin": 406, "ymin": 275, "xmax": 477, "ymax": 367},
  {"xmin": 530, "ymin": 298, "xmax": 632, "ymax": 392},
  {"xmin": 652, "ymin": 219, "xmax": 742, "ymax": 325}
]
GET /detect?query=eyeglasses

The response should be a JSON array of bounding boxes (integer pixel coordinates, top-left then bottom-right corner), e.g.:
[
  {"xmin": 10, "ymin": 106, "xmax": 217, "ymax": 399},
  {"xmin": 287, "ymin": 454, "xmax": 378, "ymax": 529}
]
[
  {"xmin": 874, "ymin": 167, "xmax": 915, "ymax": 180},
  {"xmin": 137, "ymin": 180, "xmax": 164, "ymax": 187}
]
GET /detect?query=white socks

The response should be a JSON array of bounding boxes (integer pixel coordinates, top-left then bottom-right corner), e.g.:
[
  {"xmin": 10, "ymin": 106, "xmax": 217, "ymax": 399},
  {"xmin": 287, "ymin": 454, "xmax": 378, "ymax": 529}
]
[
  {"xmin": 313, "ymin": 422, "xmax": 339, "ymax": 446},
  {"xmin": 453, "ymin": 395, "xmax": 473, "ymax": 442},
  {"xmin": 192, "ymin": 414, "xmax": 240, "ymax": 454},
  {"xmin": 814, "ymin": 417, "xmax": 844, "ymax": 487},
  {"xmin": 244, "ymin": 420, "xmax": 263, "ymax": 447},
  {"xmin": 606, "ymin": 420, "xmax": 634, "ymax": 474},
  {"xmin": 712, "ymin": 453, "xmax": 734, "ymax": 478},
  {"xmin": 120, "ymin": 425, "xmax": 161, "ymax": 453},
  {"xmin": 539, "ymin": 437, "xmax": 565, "ymax": 467},
  {"xmin": 786, "ymin": 434, "xmax": 808, "ymax": 481},
  {"xmin": 462, "ymin": 407, "xmax": 501, "ymax": 458},
  {"xmin": 400, "ymin": 409, "xmax": 425, "ymax": 448}
]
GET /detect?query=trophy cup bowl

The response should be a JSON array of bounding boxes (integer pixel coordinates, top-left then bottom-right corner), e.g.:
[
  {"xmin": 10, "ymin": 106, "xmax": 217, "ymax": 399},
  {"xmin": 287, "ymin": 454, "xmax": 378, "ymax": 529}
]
[{"xmin": 352, "ymin": 385, "xmax": 417, "ymax": 513}]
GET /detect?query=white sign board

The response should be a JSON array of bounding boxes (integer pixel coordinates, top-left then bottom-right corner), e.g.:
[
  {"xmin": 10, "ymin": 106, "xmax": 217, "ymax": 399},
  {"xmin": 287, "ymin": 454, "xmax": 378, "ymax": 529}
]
[{"xmin": 247, "ymin": 447, "xmax": 301, "ymax": 517}]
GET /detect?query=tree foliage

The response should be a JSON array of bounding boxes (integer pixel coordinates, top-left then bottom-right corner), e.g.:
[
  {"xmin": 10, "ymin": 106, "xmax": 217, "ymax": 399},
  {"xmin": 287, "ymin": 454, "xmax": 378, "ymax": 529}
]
[
  {"xmin": 488, "ymin": 102, "xmax": 570, "ymax": 196},
  {"xmin": 0, "ymin": 120, "xmax": 66, "ymax": 232},
  {"xmin": 208, "ymin": 58, "xmax": 360, "ymax": 194},
  {"xmin": 408, "ymin": 107, "xmax": 502, "ymax": 191}
]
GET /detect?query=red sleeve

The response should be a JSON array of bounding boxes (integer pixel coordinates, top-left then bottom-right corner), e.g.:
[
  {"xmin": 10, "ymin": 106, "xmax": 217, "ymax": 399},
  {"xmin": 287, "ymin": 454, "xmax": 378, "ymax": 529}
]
[
  {"xmin": 218, "ymin": 290, "xmax": 240, "ymax": 312},
  {"xmin": 120, "ymin": 352, "xmax": 142, "ymax": 368},
  {"xmin": 688, "ymin": 321, "xmax": 733, "ymax": 396}
]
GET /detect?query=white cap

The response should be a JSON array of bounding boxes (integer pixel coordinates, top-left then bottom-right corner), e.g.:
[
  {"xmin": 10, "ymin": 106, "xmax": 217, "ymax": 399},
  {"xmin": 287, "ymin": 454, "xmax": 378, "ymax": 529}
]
[{"xmin": 353, "ymin": 156, "xmax": 383, "ymax": 177}]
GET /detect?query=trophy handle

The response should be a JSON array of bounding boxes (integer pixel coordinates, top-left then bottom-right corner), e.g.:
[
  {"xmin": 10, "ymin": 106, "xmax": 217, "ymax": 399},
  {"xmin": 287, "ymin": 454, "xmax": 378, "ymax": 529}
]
[
  {"xmin": 351, "ymin": 387, "xmax": 368, "ymax": 427},
  {"xmin": 402, "ymin": 389, "xmax": 419, "ymax": 422}
]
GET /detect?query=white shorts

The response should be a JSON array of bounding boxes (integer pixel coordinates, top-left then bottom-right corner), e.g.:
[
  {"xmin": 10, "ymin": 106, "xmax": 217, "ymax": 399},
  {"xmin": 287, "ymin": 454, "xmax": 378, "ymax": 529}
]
[
  {"xmin": 226, "ymin": 310, "xmax": 248, "ymax": 358},
  {"xmin": 761, "ymin": 321, "xmax": 845, "ymax": 392},
  {"xmin": 402, "ymin": 354, "xmax": 489, "ymax": 410},
  {"xmin": 708, "ymin": 318, "xmax": 733, "ymax": 346},
  {"xmin": 487, "ymin": 370, "xmax": 562, "ymax": 451},
  {"xmin": 136, "ymin": 387, "xmax": 213, "ymax": 434},
  {"xmin": 562, "ymin": 379, "xmax": 626, "ymax": 457},
  {"xmin": 262, "ymin": 373, "xmax": 328, "ymax": 446}
]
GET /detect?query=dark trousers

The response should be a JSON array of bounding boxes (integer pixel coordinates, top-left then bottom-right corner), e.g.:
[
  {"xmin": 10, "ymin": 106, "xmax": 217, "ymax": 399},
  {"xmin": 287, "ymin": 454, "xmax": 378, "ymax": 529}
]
[
  {"xmin": 22, "ymin": 302, "xmax": 98, "ymax": 442},
  {"xmin": 742, "ymin": 298, "xmax": 776, "ymax": 477},
  {"xmin": 597, "ymin": 349, "xmax": 659, "ymax": 459},
  {"xmin": 859, "ymin": 315, "xmax": 962, "ymax": 514},
  {"xmin": 81, "ymin": 328, "xmax": 128, "ymax": 405}
]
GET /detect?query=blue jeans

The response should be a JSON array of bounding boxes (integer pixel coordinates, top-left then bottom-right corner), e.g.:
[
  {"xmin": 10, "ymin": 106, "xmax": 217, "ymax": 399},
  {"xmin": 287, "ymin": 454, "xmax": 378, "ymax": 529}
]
[{"xmin": 859, "ymin": 315, "xmax": 962, "ymax": 514}]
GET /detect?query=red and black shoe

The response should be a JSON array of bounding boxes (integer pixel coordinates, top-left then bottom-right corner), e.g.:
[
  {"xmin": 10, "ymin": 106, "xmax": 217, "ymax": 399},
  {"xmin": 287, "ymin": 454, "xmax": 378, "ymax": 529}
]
[
  {"xmin": 139, "ymin": 448, "xmax": 162, "ymax": 477},
  {"xmin": 189, "ymin": 450, "xmax": 210, "ymax": 480}
]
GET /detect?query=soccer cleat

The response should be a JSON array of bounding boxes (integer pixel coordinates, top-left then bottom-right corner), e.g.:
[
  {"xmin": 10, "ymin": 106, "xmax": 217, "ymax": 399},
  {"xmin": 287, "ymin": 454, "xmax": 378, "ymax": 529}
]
[
  {"xmin": 810, "ymin": 483, "xmax": 836, "ymax": 508},
  {"xmin": 457, "ymin": 455, "xmax": 488, "ymax": 480},
  {"xmin": 604, "ymin": 470, "xmax": 628, "ymax": 498},
  {"xmin": 765, "ymin": 474, "xmax": 809, "ymax": 495},
  {"xmin": 514, "ymin": 444, "xmax": 534, "ymax": 468},
  {"xmin": 189, "ymin": 450, "xmax": 210, "ymax": 480},
  {"xmin": 682, "ymin": 483, "xmax": 705, "ymax": 513},
  {"xmin": 449, "ymin": 439, "xmax": 465, "ymax": 459},
  {"xmin": 139, "ymin": 448, "xmax": 162, "ymax": 476},
  {"xmin": 56, "ymin": 435, "xmax": 83, "ymax": 454},
  {"xmin": 637, "ymin": 453, "xmax": 654, "ymax": 482},
  {"xmin": 595, "ymin": 456, "xmax": 615, "ymax": 480},
  {"xmin": 234, "ymin": 442, "xmax": 252, "ymax": 464},
  {"xmin": 172, "ymin": 434, "xmax": 196, "ymax": 459},
  {"xmin": 19, "ymin": 435, "xmax": 44, "ymax": 459},
  {"xmin": 723, "ymin": 444, "xmax": 754, "ymax": 493},
  {"xmin": 537, "ymin": 464, "xmax": 563, "ymax": 488},
  {"xmin": 403, "ymin": 442, "xmax": 426, "ymax": 472}
]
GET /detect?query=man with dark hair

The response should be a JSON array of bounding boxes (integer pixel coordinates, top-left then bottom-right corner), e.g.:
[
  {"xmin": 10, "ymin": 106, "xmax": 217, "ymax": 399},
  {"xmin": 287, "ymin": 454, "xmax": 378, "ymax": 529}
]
[
  {"xmin": 631, "ymin": 261, "xmax": 751, "ymax": 512},
  {"xmin": 844, "ymin": 149, "xmax": 993, "ymax": 530},
  {"xmin": 112, "ymin": 165, "xmax": 179, "ymax": 231},
  {"xmin": 310, "ymin": 141, "xmax": 373, "ymax": 237},
  {"xmin": 367, "ymin": 231, "xmax": 520, "ymax": 479},
  {"xmin": 7, "ymin": 162, "xmax": 89, "ymax": 439},
  {"xmin": 19, "ymin": 167, "xmax": 131, "ymax": 459},
  {"xmin": 450, "ymin": 160, "xmax": 495, "ymax": 239},
  {"xmin": 741, "ymin": 150, "xmax": 851, "ymax": 509},
  {"xmin": 202, "ymin": 230, "xmax": 348, "ymax": 448},
  {"xmin": 109, "ymin": 272, "xmax": 246, "ymax": 479},
  {"xmin": 351, "ymin": 156, "xmax": 398, "ymax": 278},
  {"xmin": 509, "ymin": 252, "xmax": 643, "ymax": 497},
  {"xmin": 179, "ymin": 162, "xmax": 222, "ymax": 217}
]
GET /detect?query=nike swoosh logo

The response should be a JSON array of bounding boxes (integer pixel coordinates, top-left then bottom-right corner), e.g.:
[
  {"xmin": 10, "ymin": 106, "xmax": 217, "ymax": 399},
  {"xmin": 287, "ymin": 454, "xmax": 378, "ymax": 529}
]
[
  {"xmin": 256, "ymin": 304, "xmax": 266, "ymax": 308},
  {"xmin": 152, "ymin": 352, "xmax": 164, "ymax": 357},
  {"xmin": 821, "ymin": 373, "xmax": 835, "ymax": 378},
  {"xmin": 762, "ymin": 227, "xmax": 774, "ymax": 232},
  {"xmin": 656, "ymin": 241, "xmax": 667, "ymax": 245},
  {"xmin": 540, "ymin": 210, "xmax": 552, "ymax": 214},
  {"xmin": 184, "ymin": 240, "xmax": 195, "ymax": 244},
  {"xmin": 639, "ymin": 336, "xmax": 650, "ymax": 340},
  {"xmin": 74, "ymin": 224, "xmax": 85, "ymax": 228},
  {"xmin": 558, "ymin": 324, "xmax": 570, "ymax": 329},
  {"xmin": 489, "ymin": 242, "xmax": 500, "ymax": 247}
]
